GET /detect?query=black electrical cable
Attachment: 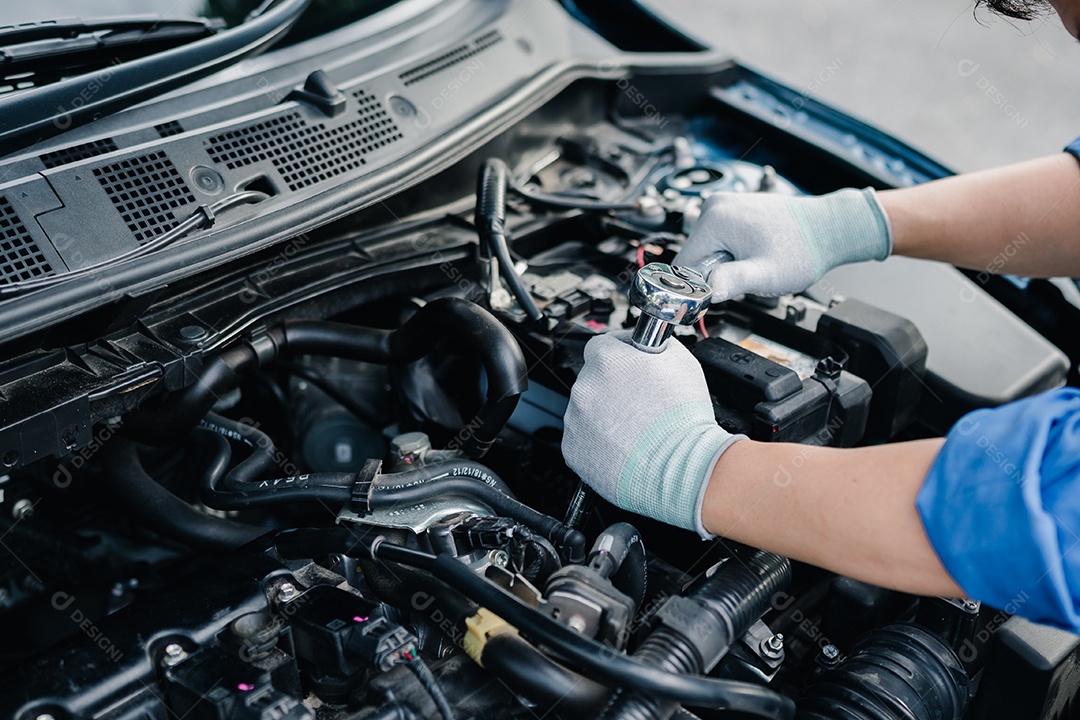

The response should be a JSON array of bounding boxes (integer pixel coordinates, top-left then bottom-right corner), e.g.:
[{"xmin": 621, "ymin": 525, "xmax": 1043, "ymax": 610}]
[
  {"xmin": 510, "ymin": 183, "xmax": 640, "ymax": 212},
  {"xmin": 370, "ymin": 538, "xmax": 795, "ymax": 719},
  {"xmin": 475, "ymin": 158, "xmax": 543, "ymax": 322},
  {"xmin": 405, "ymin": 658, "xmax": 457, "ymax": 720},
  {"xmin": 0, "ymin": 191, "xmax": 270, "ymax": 297},
  {"xmin": 101, "ymin": 438, "xmax": 266, "ymax": 551}
]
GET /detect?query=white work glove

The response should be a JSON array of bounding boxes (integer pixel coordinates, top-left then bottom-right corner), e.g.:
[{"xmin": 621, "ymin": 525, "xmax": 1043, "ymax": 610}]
[
  {"xmin": 562, "ymin": 331, "xmax": 744, "ymax": 538},
  {"xmin": 674, "ymin": 189, "xmax": 893, "ymax": 301}
]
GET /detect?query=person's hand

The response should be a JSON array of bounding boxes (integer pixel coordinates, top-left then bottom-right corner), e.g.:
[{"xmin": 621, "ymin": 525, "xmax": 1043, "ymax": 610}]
[
  {"xmin": 561, "ymin": 331, "xmax": 743, "ymax": 537},
  {"xmin": 674, "ymin": 189, "xmax": 892, "ymax": 301}
]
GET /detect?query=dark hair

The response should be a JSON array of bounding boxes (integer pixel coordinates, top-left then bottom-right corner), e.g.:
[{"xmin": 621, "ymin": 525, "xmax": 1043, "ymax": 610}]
[{"xmin": 976, "ymin": 0, "xmax": 1052, "ymax": 20}]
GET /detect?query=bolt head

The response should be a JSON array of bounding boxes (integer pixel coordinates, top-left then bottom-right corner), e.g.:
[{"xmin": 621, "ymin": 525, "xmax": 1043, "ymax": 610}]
[
  {"xmin": 277, "ymin": 582, "xmax": 298, "ymax": 601},
  {"xmin": 821, "ymin": 644, "xmax": 841, "ymax": 663},
  {"xmin": 162, "ymin": 643, "xmax": 187, "ymax": 666},
  {"xmin": 11, "ymin": 498, "xmax": 34, "ymax": 520},
  {"xmin": 760, "ymin": 633, "xmax": 784, "ymax": 658},
  {"xmin": 567, "ymin": 615, "xmax": 588, "ymax": 633},
  {"xmin": 488, "ymin": 550, "xmax": 509, "ymax": 568}
]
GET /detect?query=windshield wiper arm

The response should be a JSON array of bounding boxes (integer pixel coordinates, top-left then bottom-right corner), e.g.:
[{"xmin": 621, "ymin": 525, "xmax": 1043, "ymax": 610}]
[
  {"xmin": 0, "ymin": 0, "xmax": 311, "ymax": 156},
  {"xmin": 0, "ymin": 17, "xmax": 229, "ymax": 89},
  {"xmin": 0, "ymin": 16, "xmax": 227, "ymax": 47}
]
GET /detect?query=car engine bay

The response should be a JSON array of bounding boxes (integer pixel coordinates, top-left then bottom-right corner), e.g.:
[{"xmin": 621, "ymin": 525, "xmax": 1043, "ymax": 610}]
[{"xmin": 0, "ymin": 30, "xmax": 1078, "ymax": 720}]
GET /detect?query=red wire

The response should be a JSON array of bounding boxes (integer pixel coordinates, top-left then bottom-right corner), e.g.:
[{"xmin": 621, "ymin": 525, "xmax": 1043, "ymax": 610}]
[
  {"xmin": 698, "ymin": 317, "xmax": 710, "ymax": 339},
  {"xmin": 636, "ymin": 246, "xmax": 647, "ymax": 268}
]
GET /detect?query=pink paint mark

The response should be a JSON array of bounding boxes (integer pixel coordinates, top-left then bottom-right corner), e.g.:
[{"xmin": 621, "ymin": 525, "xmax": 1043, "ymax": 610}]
[
  {"xmin": 237, "ymin": 683, "xmax": 255, "ymax": 692},
  {"xmin": 584, "ymin": 320, "xmax": 607, "ymax": 332},
  {"xmin": 353, "ymin": 615, "xmax": 369, "ymax": 623}
]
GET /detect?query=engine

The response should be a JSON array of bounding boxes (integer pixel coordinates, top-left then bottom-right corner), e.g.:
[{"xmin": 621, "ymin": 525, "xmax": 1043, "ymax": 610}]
[{"xmin": 0, "ymin": 80, "xmax": 1075, "ymax": 720}]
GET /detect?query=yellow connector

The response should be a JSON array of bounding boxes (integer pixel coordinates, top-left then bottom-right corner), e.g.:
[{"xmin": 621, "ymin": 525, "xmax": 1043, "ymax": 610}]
[{"xmin": 462, "ymin": 607, "xmax": 518, "ymax": 666}]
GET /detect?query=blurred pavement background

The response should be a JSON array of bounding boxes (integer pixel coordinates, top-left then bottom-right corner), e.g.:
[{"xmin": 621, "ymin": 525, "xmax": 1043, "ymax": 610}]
[{"xmin": 641, "ymin": 0, "xmax": 1080, "ymax": 173}]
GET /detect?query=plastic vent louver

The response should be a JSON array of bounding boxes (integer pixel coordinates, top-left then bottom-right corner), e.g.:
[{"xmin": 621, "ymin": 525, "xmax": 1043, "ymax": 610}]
[
  {"xmin": 154, "ymin": 121, "xmax": 185, "ymax": 138},
  {"xmin": 398, "ymin": 30, "xmax": 503, "ymax": 86},
  {"xmin": 93, "ymin": 151, "xmax": 196, "ymax": 244},
  {"xmin": 0, "ymin": 196, "xmax": 54, "ymax": 283},
  {"xmin": 40, "ymin": 138, "xmax": 119, "ymax": 169},
  {"xmin": 204, "ymin": 88, "xmax": 402, "ymax": 192}
]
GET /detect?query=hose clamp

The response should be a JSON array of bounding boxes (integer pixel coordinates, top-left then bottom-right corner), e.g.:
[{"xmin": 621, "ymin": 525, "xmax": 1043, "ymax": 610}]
[{"xmin": 350, "ymin": 458, "xmax": 383, "ymax": 517}]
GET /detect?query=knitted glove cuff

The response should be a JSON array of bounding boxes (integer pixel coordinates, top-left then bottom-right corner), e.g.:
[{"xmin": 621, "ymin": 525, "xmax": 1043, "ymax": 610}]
[{"xmin": 791, "ymin": 188, "xmax": 893, "ymax": 279}]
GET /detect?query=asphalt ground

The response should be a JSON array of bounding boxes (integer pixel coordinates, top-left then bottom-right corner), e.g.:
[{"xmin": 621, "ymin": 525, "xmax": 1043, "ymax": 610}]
[{"xmin": 642, "ymin": 0, "xmax": 1080, "ymax": 173}]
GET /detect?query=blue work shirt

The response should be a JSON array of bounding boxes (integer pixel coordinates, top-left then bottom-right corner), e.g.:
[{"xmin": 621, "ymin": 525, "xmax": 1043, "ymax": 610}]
[
  {"xmin": 918, "ymin": 141, "xmax": 1080, "ymax": 631},
  {"xmin": 918, "ymin": 387, "xmax": 1080, "ymax": 631},
  {"xmin": 1067, "ymin": 137, "xmax": 1080, "ymax": 161}
]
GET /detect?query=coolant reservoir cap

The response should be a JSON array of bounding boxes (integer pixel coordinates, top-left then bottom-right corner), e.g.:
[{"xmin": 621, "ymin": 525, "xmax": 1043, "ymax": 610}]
[{"xmin": 629, "ymin": 262, "xmax": 712, "ymax": 325}]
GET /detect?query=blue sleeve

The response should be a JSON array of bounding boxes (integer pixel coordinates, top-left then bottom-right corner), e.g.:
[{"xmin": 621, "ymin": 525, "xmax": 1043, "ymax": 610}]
[
  {"xmin": 1066, "ymin": 136, "xmax": 1080, "ymax": 162},
  {"xmin": 917, "ymin": 388, "xmax": 1080, "ymax": 632}
]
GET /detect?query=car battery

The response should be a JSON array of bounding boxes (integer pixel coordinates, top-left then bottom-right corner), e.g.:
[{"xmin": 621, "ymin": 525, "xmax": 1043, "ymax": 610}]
[{"xmin": 692, "ymin": 336, "xmax": 870, "ymax": 446}]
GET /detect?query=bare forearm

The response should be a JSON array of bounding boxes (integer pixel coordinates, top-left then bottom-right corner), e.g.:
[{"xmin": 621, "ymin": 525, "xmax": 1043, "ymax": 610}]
[
  {"xmin": 701, "ymin": 439, "xmax": 962, "ymax": 597},
  {"xmin": 879, "ymin": 154, "xmax": 1080, "ymax": 277}
]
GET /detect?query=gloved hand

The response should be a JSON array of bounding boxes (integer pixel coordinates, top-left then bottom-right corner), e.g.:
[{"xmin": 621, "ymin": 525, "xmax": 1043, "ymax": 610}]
[
  {"xmin": 562, "ymin": 331, "xmax": 744, "ymax": 538},
  {"xmin": 674, "ymin": 188, "xmax": 893, "ymax": 301}
]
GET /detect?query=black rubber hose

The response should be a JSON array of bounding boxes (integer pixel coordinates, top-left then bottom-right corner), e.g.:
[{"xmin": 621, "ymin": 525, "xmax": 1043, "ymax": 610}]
[
  {"xmin": 369, "ymin": 466, "xmax": 585, "ymax": 564},
  {"xmin": 195, "ymin": 432, "xmax": 353, "ymax": 510},
  {"xmin": 588, "ymin": 523, "xmax": 647, "ymax": 612},
  {"xmin": 283, "ymin": 297, "xmax": 527, "ymax": 457},
  {"xmin": 371, "ymin": 539, "xmax": 795, "ymax": 719},
  {"xmin": 483, "ymin": 634, "xmax": 608, "ymax": 716},
  {"xmin": 197, "ymin": 413, "xmax": 282, "ymax": 489},
  {"xmin": 126, "ymin": 299, "xmax": 524, "ymax": 458},
  {"xmin": 475, "ymin": 158, "xmax": 543, "ymax": 322},
  {"xmin": 371, "ymin": 460, "xmax": 516, "ymax": 499},
  {"xmin": 101, "ymin": 439, "xmax": 266, "ymax": 551},
  {"xmin": 796, "ymin": 625, "xmax": 969, "ymax": 720},
  {"xmin": 599, "ymin": 551, "xmax": 793, "ymax": 720},
  {"xmin": 123, "ymin": 343, "xmax": 261, "ymax": 446}
]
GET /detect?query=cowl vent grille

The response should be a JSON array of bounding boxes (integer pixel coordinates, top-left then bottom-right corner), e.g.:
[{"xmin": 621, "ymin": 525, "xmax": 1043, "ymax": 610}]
[
  {"xmin": 93, "ymin": 151, "xmax": 196, "ymax": 244},
  {"xmin": 0, "ymin": 197, "xmax": 54, "ymax": 283},
  {"xmin": 399, "ymin": 30, "xmax": 503, "ymax": 86},
  {"xmin": 204, "ymin": 88, "xmax": 402, "ymax": 192},
  {"xmin": 40, "ymin": 138, "xmax": 119, "ymax": 169}
]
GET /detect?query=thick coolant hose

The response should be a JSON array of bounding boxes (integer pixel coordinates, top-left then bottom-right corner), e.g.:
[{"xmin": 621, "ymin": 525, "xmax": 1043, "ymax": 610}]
[
  {"xmin": 281, "ymin": 297, "xmax": 527, "ymax": 457},
  {"xmin": 367, "ymin": 538, "xmax": 795, "ymax": 719},
  {"xmin": 368, "ymin": 465, "xmax": 586, "ymax": 563},
  {"xmin": 124, "ymin": 298, "xmax": 527, "ymax": 458},
  {"xmin": 475, "ymin": 158, "xmax": 543, "ymax": 322},
  {"xmin": 482, "ymin": 634, "xmax": 609, "ymax": 715},
  {"xmin": 102, "ymin": 439, "xmax": 266, "ymax": 551},
  {"xmin": 598, "ymin": 550, "xmax": 793, "ymax": 720},
  {"xmin": 796, "ymin": 625, "xmax": 969, "ymax": 720},
  {"xmin": 123, "ymin": 343, "xmax": 259, "ymax": 446}
]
